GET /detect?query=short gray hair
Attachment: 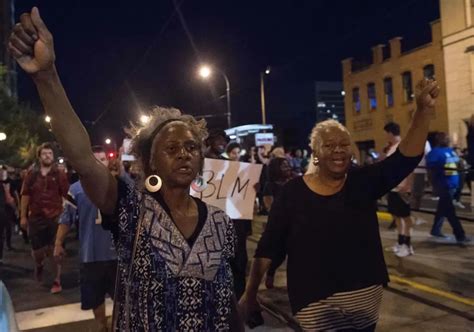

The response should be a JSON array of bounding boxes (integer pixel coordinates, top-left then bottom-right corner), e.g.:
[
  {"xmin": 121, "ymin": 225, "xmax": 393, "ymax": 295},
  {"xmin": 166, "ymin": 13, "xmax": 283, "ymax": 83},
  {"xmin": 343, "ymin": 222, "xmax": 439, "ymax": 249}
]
[
  {"xmin": 309, "ymin": 120, "xmax": 351, "ymax": 156},
  {"xmin": 126, "ymin": 106, "xmax": 208, "ymax": 178}
]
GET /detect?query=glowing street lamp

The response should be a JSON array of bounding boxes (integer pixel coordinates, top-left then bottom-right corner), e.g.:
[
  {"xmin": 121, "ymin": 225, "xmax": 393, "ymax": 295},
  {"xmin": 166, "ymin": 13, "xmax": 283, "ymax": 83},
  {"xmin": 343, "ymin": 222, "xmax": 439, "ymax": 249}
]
[
  {"xmin": 45, "ymin": 115, "xmax": 51, "ymax": 123},
  {"xmin": 105, "ymin": 138, "xmax": 111, "ymax": 145},
  {"xmin": 198, "ymin": 66, "xmax": 212, "ymax": 79},
  {"xmin": 198, "ymin": 65, "xmax": 232, "ymax": 128},
  {"xmin": 0, "ymin": 132, "xmax": 6, "ymax": 141},
  {"xmin": 140, "ymin": 115, "xmax": 150, "ymax": 125}
]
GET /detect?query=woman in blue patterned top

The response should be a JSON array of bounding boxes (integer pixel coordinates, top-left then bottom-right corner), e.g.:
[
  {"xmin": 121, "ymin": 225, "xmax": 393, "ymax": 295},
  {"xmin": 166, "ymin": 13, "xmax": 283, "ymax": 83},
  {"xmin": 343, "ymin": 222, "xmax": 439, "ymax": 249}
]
[{"xmin": 9, "ymin": 8, "xmax": 242, "ymax": 331}]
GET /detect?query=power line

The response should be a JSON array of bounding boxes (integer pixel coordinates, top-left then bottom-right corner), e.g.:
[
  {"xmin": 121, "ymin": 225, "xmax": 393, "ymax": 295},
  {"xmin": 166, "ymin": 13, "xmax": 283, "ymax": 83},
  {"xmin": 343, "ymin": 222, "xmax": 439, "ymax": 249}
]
[{"xmin": 91, "ymin": 0, "xmax": 185, "ymax": 126}]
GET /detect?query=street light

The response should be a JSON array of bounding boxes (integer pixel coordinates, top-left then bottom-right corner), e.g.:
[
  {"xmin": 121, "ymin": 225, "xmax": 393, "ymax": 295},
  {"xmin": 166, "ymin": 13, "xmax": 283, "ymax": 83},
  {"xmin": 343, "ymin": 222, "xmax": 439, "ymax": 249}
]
[
  {"xmin": 140, "ymin": 114, "xmax": 150, "ymax": 125},
  {"xmin": 260, "ymin": 66, "xmax": 271, "ymax": 125},
  {"xmin": 198, "ymin": 65, "xmax": 232, "ymax": 128},
  {"xmin": 105, "ymin": 138, "xmax": 111, "ymax": 145},
  {"xmin": 199, "ymin": 66, "xmax": 211, "ymax": 79},
  {"xmin": 45, "ymin": 115, "xmax": 51, "ymax": 123},
  {"xmin": 0, "ymin": 133, "xmax": 6, "ymax": 141}
]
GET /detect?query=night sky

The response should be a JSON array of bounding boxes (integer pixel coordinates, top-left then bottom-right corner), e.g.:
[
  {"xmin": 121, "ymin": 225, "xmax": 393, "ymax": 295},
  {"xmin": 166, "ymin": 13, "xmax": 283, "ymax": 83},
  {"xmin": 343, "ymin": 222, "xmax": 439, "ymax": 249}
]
[{"xmin": 14, "ymin": 0, "xmax": 440, "ymax": 147}]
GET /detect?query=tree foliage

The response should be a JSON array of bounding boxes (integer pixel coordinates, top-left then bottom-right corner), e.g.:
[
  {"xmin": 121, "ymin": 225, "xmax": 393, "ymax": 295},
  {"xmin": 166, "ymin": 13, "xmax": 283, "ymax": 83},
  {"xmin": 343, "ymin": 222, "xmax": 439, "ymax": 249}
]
[{"xmin": 0, "ymin": 69, "xmax": 53, "ymax": 166}]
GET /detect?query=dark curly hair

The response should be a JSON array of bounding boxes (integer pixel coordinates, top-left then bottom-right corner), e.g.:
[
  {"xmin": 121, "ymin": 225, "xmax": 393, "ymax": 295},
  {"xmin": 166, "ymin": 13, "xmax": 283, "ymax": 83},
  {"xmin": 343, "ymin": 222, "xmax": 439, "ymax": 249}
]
[{"xmin": 268, "ymin": 157, "xmax": 289, "ymax": 182}]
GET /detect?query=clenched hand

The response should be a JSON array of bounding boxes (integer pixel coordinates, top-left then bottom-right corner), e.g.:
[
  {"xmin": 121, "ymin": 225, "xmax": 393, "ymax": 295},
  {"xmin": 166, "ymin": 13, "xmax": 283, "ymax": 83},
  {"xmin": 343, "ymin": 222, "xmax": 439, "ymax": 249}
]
[{"xmin": 8, "ymin": 7, "xmax": 55, "ymax": 75}]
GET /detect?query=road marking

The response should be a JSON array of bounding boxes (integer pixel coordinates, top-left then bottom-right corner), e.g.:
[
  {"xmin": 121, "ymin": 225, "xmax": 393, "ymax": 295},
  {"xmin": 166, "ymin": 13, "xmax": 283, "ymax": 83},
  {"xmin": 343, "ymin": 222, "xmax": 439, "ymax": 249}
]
[
  {"xmin": 377, "ymin": 211, "xmax": 392, "ymax": 222},
  {"xmin": 389, "ymin": 274, "xmax": 474, "ymax": 306},
  {"xmin": 15, "ymin": 298, "xmax": 113, "ymax": 330}
]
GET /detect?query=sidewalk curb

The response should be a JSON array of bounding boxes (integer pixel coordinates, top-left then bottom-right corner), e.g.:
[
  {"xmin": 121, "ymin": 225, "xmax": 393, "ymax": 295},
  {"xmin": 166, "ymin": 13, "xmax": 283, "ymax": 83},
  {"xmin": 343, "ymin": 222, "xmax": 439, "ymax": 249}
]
[{"xmin": 382, "ymin": 248, "xmax": 474, "ymax": 296}]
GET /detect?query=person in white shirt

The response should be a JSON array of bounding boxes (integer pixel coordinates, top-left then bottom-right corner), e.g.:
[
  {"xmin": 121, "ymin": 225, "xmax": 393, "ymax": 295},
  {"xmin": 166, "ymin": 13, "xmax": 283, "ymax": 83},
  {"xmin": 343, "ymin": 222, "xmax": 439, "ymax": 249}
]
[{"xmin": 384, "ymin": 122, "xmax": 415, "ymax": 258}]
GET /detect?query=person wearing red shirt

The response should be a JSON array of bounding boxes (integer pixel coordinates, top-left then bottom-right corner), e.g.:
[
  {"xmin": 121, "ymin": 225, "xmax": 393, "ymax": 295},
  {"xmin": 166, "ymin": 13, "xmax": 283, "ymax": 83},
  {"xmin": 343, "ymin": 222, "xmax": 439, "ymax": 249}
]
[{"xmin": 20, "ymin": 142, "xmax": 69, "ymax": 294}]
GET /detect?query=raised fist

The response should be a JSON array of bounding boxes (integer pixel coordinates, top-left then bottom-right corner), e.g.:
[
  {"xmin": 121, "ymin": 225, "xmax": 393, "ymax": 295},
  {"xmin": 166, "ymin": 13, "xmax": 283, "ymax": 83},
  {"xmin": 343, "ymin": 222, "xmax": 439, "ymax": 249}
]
[
  {"xmin": 8, "ymin": 7, "xmax": 55, "ymax": 75},
  {"xmin": 415, "ymin": 78, "xmax": 440, "ymax": 114}
]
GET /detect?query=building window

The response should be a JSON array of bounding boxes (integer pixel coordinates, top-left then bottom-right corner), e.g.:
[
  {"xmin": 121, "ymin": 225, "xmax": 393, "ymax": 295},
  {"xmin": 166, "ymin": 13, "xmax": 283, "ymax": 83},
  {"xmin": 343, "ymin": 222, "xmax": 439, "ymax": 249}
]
[
  {"xmin": 352, "ymin": 87, "xmax": 361, "ymax": 113},
  {"xmin": 383, "ymin": 77, "xmax": 394, "ymax": 108},
  {"xmin": 367, "ymin": 83, "xmax": 376, "ymax": 110},
  {"xmin": 423, "ymin": 64, "xmax": 435, "ymax": 79},
  {"xmin": 402, "ymin": 71, "xmax": 413, "ymax": 102}
]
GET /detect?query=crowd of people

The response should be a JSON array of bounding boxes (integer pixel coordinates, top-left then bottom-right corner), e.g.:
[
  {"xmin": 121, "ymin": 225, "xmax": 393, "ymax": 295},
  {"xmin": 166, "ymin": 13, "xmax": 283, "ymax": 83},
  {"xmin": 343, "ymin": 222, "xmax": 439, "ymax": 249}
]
[
  {"xmin": 0, "ymin": 6, "xmax": 471, "ymax": 332},
  {"xmin": 378, "ymin": 120, "xmax": 472, "ymax": 258}
]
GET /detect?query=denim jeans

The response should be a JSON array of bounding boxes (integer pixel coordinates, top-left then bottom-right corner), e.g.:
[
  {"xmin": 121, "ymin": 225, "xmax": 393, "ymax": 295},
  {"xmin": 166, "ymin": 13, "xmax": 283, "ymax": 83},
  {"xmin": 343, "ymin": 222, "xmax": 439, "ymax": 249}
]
[{"xmin": 431, "ymin": 188, "xmax": 466, "ymax": 240}]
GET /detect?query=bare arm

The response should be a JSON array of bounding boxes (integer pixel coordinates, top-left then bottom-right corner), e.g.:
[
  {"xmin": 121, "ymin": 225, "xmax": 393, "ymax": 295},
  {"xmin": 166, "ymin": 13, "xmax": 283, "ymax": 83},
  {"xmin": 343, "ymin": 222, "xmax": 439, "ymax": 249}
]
[
  {"xmin": 9, "ymin": 8, "xmax": 116, "ymax": 213},
  {"xmin": 53, "ymin": 223, "xmax": 70, "ymax": 263},
  {"xmin": 20, "ymin": 195, "xmax": 29, "ymax": 229},
  {"xmin": 263, "ymin": 196, "xmax": 273, "ymax": 211},
  {"xmin": 20, "ymin": 195, "xmax": 29, "ymax": 217},
  {"xmin": 238, "ymin": 258, "xmax": 271, "ymax": 319},
  {"xmin": 55, "ymin": 223, "xmax": 70, "ymax": 247},
  {"xmin": 245, "ymin": 258, "xmax": 271, "ymax": 298},
  {"xmin": 33, "ymin": 70, "xmax": 116, "ymax": 213},
  {"xmin": 399, "ymin": 79, "xmax": 440, "ymax": 157}
]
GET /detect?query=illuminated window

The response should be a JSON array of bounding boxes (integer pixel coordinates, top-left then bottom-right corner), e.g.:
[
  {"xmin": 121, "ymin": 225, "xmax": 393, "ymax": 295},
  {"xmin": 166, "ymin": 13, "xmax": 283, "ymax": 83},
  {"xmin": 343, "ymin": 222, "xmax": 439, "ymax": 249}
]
[
  {"xmin": 383, "ymin": 77, "xmax": 394, "ymax": 107},
  {"xmin": 367, "ymin": 83, "xmax": 376, "ymax": 110},
  {"xmin": 423, "ymin": 64, "xmax": 435, "ymax": 79},
  {"xmin": 352, "ymin": 87, "xmax": 361, "ymax": 113},
  {"xmin": 402, "ymin": 71, "xmax": 413, "ymax": 102}
]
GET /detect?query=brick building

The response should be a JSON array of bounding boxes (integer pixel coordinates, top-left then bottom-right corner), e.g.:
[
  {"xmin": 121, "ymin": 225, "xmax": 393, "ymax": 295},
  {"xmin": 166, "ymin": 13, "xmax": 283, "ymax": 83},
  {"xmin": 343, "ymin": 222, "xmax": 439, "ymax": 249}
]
[{"xmin": 342, "ymin": 0, "xmax": 474, "ymax": 161}]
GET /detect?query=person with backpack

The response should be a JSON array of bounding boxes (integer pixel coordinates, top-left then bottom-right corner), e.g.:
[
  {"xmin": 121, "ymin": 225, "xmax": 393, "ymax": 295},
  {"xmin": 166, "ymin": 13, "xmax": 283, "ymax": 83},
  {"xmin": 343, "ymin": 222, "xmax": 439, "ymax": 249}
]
[{"xmin": 20, "ymin": 142, "xmax": 69, "ymax": 293}]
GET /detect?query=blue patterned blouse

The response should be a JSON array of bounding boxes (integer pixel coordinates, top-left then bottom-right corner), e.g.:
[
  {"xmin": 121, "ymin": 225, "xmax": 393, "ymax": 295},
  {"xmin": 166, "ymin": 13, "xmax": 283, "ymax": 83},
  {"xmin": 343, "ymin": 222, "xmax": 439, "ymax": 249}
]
[{"xmin": 103, "ymin": 180, "xmax": 236, "ymax": 331}]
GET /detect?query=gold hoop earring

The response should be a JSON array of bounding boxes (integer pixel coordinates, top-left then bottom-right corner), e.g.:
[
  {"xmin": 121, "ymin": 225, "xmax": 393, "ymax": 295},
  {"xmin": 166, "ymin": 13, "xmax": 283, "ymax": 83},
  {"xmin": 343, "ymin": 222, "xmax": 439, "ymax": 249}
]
[
  {"xmin": 145, "ymin": 175, "xmax": 162, "ymax": 192},
  {"xmin": 312, "ymin": 157, "xmax": 319, "ymax": 166}
]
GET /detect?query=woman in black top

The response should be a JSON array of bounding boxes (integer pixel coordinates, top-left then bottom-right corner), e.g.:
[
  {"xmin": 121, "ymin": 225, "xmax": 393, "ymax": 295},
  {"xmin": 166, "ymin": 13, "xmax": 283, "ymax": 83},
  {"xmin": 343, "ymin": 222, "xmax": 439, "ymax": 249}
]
[{"xmin": 239, "ymin": 78, "xmax": 440, "ymax": 331}]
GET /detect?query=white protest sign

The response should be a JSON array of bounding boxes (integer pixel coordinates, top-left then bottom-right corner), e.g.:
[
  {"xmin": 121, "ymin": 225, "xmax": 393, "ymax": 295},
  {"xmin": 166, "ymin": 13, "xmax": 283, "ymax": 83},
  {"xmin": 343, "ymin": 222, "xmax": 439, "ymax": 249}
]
[
  {"xmin": 255, "ymin": 133, "xmax": 274, "ymax": 146},
  {"xmin": 191, "ymin": 158, "xmax": 263, "ymax": 220}
]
